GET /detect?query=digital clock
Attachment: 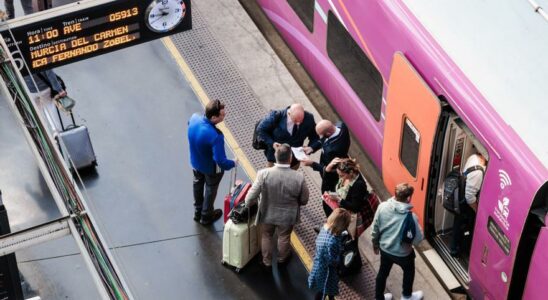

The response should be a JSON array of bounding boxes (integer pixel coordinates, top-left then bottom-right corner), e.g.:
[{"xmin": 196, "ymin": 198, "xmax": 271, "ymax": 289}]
[
  {"xmin": 0, "ymin": 0, "xmax": 192, "ymax": 74},
  {"xmin": 28, "ymin": 29, "xmax": 59, "ymax": 45}
]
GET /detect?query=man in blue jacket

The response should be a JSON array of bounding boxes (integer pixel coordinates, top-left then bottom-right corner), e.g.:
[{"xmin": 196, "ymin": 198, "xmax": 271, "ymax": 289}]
[
  {"xmin": 371, "ymin": 183, "xmax": 424, "ymax": 300},
  {"xmin": 188, "ymin": 99, "xmax": 236, "ymax": 225},
  {"xmin": 256, "ymin": 103, "xmax": 321, "ymax": 169}
]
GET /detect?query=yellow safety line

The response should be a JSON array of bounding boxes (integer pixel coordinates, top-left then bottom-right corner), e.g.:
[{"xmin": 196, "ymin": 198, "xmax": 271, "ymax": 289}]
[{"xmin": 161, "ymin": 37, "xmax": 313, "ymax": 271}]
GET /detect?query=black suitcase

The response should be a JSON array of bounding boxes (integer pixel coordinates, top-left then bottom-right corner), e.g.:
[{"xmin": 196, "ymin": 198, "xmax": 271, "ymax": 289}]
[{"xmin": 55, "ymin": 108, "xmax": 97, "ymax": 171}]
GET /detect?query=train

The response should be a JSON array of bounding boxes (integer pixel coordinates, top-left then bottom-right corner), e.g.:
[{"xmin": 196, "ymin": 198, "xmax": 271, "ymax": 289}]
[{"xmin": 255, "ymin": 0, "xmax": 548, "ymax": 299}]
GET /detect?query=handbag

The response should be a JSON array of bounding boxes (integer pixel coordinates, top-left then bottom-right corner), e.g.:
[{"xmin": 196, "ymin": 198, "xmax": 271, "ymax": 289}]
[
  {"xmin": 229, "ymin": 202, "xmax": 257, "ymax": 224},
  {"xmin": 355, "ymin": 192, "xmax": 381, "ymax": 237},
  {"xmin": 338, "ymin": 232, "xmax": 362, "ymax": 277}
]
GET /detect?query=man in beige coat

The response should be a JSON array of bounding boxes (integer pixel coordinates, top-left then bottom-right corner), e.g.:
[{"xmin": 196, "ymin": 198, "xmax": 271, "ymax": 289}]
[{"xmin": 245, "ymin": 143, "xmax": 309, "ymax": 267}]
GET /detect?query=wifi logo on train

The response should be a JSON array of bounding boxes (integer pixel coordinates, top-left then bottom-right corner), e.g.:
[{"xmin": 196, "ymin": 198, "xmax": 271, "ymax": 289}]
[{"xmin": 499, "ymin": 169, "xmax": 512, "ymax": 189}]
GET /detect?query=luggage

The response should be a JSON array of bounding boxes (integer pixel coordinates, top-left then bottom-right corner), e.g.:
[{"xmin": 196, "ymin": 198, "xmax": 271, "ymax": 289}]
[
  {"xmin": 229, "ymin": 201, "xmax": 258, "ymax": 224},
  {"xmin": 221, "ymin": 213, "xmax": 259, "ymax": 273},
  {"xmin": 223, "ymin": 169, "xmax": 252, "ymax": 223},
  {"xmin": 55, "ymin": 109, "xmax": 97, "ymax": 171},
  {"xmin": 338, "ymin": 232, "xmax": 362, "ymax": 277},
  {"xmin": 442, "ymin": 166, "xmax": 484, "ymax": 214}
]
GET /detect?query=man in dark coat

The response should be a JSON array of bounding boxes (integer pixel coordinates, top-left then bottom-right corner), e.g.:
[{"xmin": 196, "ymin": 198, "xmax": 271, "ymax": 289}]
[
  {"xmin": 302, "ymin": 119, "xmax": 351, "ymax": 216},
  {"xmin": 256, "ymin": 103, "xmax": 321, "ymax": 169}
]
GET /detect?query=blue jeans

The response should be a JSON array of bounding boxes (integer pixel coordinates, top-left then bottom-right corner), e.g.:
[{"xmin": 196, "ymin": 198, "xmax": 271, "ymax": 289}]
[{"xmin": 192, "ymin": 169, "xmax": 224, "ymax": 219}]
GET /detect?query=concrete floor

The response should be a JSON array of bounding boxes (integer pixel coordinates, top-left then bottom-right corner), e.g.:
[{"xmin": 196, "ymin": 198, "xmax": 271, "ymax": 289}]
[{"xmin": 0, "ymin": 39, "xmax": 313, "ymax": 299}]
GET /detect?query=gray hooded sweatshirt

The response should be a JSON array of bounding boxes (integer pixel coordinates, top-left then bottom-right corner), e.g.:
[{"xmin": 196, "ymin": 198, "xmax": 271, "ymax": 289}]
[{"xmin": 371, "ymin": 197, "xmax": 424, "ymax": 257}]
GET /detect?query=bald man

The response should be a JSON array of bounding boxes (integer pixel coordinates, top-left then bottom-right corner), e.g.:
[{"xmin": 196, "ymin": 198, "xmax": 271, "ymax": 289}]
[
  {"xmin": 256, "ymin": 104, "xmax": 321, "ymax": 169},
  {"xmin": 302, "ymin": 120, "xmax": 350, "ymax": 216}
]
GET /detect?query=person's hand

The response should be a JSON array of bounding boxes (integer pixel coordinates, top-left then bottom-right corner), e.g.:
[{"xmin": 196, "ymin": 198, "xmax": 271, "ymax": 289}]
[
  {"xmin": 303, "ymin": 146, "xmax": 313, "ymax": 155},
  {"xmin": 373, "ymin": 246, "xmax": 379, "ymax": 255},
  {"xmin": 301, "ymin": 159, "xmax": 313, "ymax": 166},
  {"xmin": 54, "ymin": 90, "xmax": 67, "ymax": 99},
  {"xmin": 233, "ymin": 157, "xmax": 239, "ymax": 165},
  {"xmin": 273, "ymin": 142, "xmax": 281, "ymax": 149}
]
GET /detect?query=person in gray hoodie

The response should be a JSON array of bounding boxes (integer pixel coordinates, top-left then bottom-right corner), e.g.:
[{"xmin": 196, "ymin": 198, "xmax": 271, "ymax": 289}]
[{"xmin": 371, "ymin": 183, "xmax": 424, "ymax": 300}]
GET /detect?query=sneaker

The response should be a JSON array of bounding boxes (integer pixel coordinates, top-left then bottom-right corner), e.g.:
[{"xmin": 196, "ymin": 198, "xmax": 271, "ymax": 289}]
[
  {"xmin": 384, "ymin": 293, "xmax": 393, "ymax": 300},
  {"xmin": 401, "ymin": 291, "xmax": 424, "ymax": 300},
  {"xmin": 200, "ymin": 209, "xmax": 222, "ymax": 225}
]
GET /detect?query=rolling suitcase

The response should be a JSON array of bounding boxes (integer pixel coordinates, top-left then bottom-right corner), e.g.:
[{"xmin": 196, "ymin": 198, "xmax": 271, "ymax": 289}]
[
  {"xmin": 221, "ymin": 213, "xmax": 259, "ymax": 273},
  {"xmin": 223, "ymin": 169, "xmax": 252, "ymax": 223},
  {"xmin": 55, "ymin": 108, "xmax": 97, "ymax": 171}
]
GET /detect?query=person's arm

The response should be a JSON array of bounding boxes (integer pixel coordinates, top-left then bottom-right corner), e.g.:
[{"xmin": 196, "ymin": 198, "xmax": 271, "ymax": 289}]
[
  {"xmin": 412, "ymin": 214, "xmax": 424, "ymax": 246},
  {"xmin": 371, "ymin": 206, "xmax": 382, "ymax": 254},
  {"xmin": 325, "ymin": 157, "xmax": 342, "ymax": 173},
  {"xmin": 256, "ymin": 110, "xmax": 280, "ymax": 148},
  {"xmin": 465, "ymin": 170, "xmax": 483, "ymax": 209},
  {"xmin": 245, "ymin": 171, "xmax": 263, "ymax": 207},
  {"xmin": 212, "ymin": 135, "xmax": 235, "ymax": 171},
  {"xmin": 298, "ymin": 177, "xmax": 309, "ymax": 206},
  {"xmin": 306, "ymin": 117, "xmax": 322, "ymax": 152}
]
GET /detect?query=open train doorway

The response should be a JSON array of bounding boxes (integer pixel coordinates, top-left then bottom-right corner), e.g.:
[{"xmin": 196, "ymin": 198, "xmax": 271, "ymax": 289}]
[{"xmin": 426, "ymin": 112, "xmax": 489, "ymax": 286}]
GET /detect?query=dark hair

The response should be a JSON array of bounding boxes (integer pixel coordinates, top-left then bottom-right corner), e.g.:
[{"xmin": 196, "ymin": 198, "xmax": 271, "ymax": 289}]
[
  {"xmin": 205, "ymin": 99, "xmax": 225, "ymax": 120},
  {"xmin": 395, "ymin": 183, "xmax": 414, "ymax": 202},
  {"xmin": 336, "ymin": 158, "xmax": 359, "ymax": 174},
  {"xmin": 275, "ymin": 144, "xmax": 292, "ymax": 164}
]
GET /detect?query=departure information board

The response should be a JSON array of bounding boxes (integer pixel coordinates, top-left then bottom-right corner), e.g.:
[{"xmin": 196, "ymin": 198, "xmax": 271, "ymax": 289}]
[{"xmin": 0, "ymin": 0, "xmax": 192, "ymax": 74}]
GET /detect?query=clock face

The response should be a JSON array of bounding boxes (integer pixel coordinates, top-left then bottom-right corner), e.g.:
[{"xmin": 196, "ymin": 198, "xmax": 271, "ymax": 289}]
[{"xmin": 145, "ymin": 0, "xmax": 186, "ymax": 33}]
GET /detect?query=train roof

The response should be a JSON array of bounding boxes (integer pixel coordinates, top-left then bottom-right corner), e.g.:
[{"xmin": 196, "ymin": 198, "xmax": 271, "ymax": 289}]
[{"xmin": 403, "ymin": 0, "xmax": 548, "ymax": 168}]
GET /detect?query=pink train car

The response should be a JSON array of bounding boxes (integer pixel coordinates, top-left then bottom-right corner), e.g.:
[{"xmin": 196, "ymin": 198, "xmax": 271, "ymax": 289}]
[{"xmin": 256, "ymin": 0, "xmax": 548, "ymax": 299}]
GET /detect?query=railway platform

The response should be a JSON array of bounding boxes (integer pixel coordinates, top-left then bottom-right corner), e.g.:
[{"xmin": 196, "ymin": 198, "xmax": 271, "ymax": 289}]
[{"xmin": 0, "ymin": 0, "xmax": 451, "ymax": 299}]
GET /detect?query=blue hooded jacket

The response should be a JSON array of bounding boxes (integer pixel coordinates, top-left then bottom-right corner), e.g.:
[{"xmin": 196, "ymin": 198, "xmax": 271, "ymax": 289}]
[{"xmin": 188, "ymin": 113, "xmax": 235, "ymax": 174}]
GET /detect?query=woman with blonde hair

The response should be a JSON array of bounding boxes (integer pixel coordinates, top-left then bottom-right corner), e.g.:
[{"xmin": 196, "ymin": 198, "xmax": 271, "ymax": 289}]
[{"xmin": 308, "ymin": 208, "xmax": 352, "ymax": 300}]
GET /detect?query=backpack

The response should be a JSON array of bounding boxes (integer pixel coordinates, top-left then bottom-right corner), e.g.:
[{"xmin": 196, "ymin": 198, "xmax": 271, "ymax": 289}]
[
  {"xmin": 442, "ymin": 165, "xmax": 484, "ymax": 214},
  {"xmin": 252, "ymin": 110, "xmax": 282, "ymax": 150},
  {"xmin": 400, "ymin": 212, "xmax": 416, "ymax": 245}
]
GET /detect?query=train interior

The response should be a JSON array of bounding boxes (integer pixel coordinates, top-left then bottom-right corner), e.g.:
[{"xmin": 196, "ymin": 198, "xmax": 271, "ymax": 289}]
[{"xmin": 428, "ymin": 114, "xmax": 488, "ymax": 284}]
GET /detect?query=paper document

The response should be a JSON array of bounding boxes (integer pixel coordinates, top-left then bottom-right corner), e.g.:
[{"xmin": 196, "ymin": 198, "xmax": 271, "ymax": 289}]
[{"xmin": 291, "ymin": 147, "xmax": 309, "ymax": 161}]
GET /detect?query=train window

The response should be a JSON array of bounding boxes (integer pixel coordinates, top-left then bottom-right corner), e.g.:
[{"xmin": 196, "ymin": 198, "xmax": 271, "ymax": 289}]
[
  {"xmin": 287, "ymin": 0, "xmax": 315, "ymax": 32},
  {"xmin": 326, "ymin": 11, "xmax": 383, "ymax": 121},
  {"xmin": 400, "ymin": 118, "xmax": 420, "ymax": 177}
]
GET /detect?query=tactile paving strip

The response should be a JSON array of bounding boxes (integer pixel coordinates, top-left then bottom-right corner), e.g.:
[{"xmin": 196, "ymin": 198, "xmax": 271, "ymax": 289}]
[{"xmin": 170, "ymin": 8, "xmax": 376, "ymax": 299}]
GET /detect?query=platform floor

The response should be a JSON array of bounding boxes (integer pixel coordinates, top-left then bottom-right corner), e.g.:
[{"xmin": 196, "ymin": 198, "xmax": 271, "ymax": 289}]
[
  {"xmin": 0, "ymin": 0, "xmax": 451, "ymax": 299},
  {"xmin": 0, "ymin": 39, "xmax": 313, "ymax": 299}
]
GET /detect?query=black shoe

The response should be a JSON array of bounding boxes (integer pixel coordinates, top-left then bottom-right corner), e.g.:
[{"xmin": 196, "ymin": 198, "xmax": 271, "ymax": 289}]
[
  {"xmin": 200, "ymin": 209, "xmax": 223, "ymax": 225},
  {"xmin": 193, "ymin": 212, "xmax": 201, "ymax": 222},
  {"xmin": 313, "ymin": 226, "xmax": 320, "ymax": 234}
]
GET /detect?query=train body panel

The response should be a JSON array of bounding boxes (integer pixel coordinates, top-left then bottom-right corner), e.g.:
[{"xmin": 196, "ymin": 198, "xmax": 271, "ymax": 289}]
[{"xmin": 257, "ymin": 1, "xmax": 548, "ymax": 299}]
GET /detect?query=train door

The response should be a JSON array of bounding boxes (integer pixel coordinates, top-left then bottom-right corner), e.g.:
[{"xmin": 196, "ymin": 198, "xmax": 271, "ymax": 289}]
[
  {"xmin": 427, "ymin": 116, "xmax": 488, "ymax": 285},
  {"xmin": 382, "ymin": 52, "xmax": 441, "ymax": 226}
]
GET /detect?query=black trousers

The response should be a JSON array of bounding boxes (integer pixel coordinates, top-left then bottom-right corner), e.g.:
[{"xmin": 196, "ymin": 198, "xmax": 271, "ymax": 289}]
[
  {"xmin": 375, "ymin": 250, "xmax": 415, "ymax": 300},
  {"xmin": 192, "ymin": 169, "xmax": 224, "ymax": 218},
  {"xmin": 450, "ymin": 203, "xmax": 476, "ymax": 253}
]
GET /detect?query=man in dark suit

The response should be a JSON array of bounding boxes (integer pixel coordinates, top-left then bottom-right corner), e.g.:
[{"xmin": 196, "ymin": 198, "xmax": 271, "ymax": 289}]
[
  {"xmin": 256, "ymin": 103, "xmax": 321, "ymax": 169},
  {"xmin": 302, "ymin": 120, "xmax": 350, "ymax": 216}
]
